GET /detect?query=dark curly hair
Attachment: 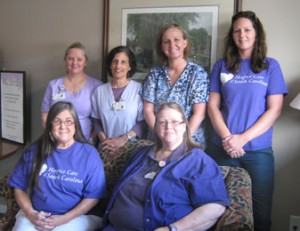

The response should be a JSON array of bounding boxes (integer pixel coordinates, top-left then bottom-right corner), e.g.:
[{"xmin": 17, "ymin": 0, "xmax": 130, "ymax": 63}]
[{"xmin": 106, "ymin": 46, "xmax": 137, "ymax": 78}]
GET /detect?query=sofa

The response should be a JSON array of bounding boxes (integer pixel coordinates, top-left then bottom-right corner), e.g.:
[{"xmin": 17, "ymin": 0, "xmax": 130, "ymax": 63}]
[{"xmin": 0, "ymin": 139, "xmax": 254, "ymax": 231}]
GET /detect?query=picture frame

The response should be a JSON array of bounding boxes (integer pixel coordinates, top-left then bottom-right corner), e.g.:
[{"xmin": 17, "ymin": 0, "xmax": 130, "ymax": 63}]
[
  {"xmin": 123, "ymin": 6, "xmax": 219, "ymax": 81},
  {"xmin": 0, "ymin": 70, "xmax": 26, "ymax": 144},
  {"xmin": 102, "ymin": 0, "xmax": 242, "ymax": 82}
]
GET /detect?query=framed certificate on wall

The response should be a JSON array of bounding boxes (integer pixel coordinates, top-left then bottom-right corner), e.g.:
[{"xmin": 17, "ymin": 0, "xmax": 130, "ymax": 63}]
[{"xmin": 0, "ymin": 70, "xmax": 26, "ymax": 144}]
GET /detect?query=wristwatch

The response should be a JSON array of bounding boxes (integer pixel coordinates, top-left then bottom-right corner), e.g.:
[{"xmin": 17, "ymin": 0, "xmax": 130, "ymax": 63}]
[
  {"xmin": 127, "ymin": 133, "xmax": 137, "ymax": 142},
  {"xmin": 168, "ymin": 224, "xmax": 177, "ymax": 231}
]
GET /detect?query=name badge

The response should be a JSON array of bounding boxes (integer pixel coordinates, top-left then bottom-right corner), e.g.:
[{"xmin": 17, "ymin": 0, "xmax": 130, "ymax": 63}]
[
  {"xmin": 112, "ymin": 101, "xmax": 125, "ymax": 110},
  {"xmin": 144, "ymin": 171, "xmax": 157, "ymax": 180},
  {"xmin": 52, "ymin": 93, "xmax": 65, "ymax": 100}
]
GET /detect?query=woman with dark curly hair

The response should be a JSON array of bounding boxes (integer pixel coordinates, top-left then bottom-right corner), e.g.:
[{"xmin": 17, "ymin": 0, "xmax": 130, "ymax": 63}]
[{"xmin": 91, "ymin": 46, "xmax": 146, "ymax": 154}]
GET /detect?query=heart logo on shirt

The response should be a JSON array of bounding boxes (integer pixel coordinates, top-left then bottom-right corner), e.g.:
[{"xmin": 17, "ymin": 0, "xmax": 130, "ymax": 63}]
[
  {"xmin": 220, "ymin": 73, "xmax": 234, "ymax": 84},
  {"xmin": 39, "ymin": 164, "xmax": 48, "ymax": 176}
]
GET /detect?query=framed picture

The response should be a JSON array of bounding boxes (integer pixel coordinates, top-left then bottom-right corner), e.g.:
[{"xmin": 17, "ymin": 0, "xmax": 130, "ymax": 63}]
[
  {"xmin": 122, "ymin": 6, "xmax": 219, "ymax": 80},
  {"xmin": 0, "ymin": 70, "xmax": 26, "ymax": 144},
  {"xmin": 102, "ymin": 0, "xmax": 242, "ymax": 82}
]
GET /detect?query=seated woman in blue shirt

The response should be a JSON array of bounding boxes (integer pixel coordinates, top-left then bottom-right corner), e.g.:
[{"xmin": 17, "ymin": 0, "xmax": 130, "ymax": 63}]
[
  {"xmin": 8, "ymin": 101, "xmax": 107, "ymax": 231},
  {"xmin": 101, "ymin": 102, "xmax": 229, "ymax": 231}
]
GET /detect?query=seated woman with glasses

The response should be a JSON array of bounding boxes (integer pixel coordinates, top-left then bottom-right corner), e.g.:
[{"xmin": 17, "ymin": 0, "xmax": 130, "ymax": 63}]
[
  {"xmin": 8, "ymin": 101, "xmax": 107, "ymax": 231},
  {"xmin": 101, "ymin": 102, "xmax": 229, "ymax": 231}
]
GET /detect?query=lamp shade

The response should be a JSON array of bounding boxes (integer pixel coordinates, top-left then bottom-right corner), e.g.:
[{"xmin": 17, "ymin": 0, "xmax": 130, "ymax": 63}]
[{"xmin": 290, "ymin": 93, "xmax": 300, "ymax": 110}]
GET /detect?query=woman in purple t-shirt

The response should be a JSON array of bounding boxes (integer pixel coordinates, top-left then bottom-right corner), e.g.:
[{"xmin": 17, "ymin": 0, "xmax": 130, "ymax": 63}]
[
  {"xmin": 207, "ymin": 11, "xmax": 288, "ymax": 231},
  {"xmin": 9, "ymin": 101, "xmax": 106, "ymax": 231}
]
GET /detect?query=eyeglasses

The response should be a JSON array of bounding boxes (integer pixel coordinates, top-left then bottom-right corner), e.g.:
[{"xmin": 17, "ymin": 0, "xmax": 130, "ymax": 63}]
[
  {"xmin": 156, "ymin": 120, "xmax": 184, "ymax": 127},
  {"xmin": 52, "ymin": 119, "xmax": 75, "ymax": 127}
]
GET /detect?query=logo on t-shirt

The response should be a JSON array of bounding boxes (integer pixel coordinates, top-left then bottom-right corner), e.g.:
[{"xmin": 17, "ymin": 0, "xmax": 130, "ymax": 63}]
[
  {"xmin": 39, "ymin": 164, "xmax": 48, "ymax": 176},
  {"xmin": 40, "ymin": 166, "xmax": 83, "ymax": 184},
  {"xmin": 220, "ymin": 73, "xmax": 234, "ymax": 84},
  {"xmin": 220, "ymin": 72, "xmax": 267, "ymax": 86}
]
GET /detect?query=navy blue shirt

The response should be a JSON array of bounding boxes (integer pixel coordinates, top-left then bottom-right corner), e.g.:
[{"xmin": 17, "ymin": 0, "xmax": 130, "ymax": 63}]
[{"xmin": 102, "ymin": 143, "xmax": 229, "ymax": 231}]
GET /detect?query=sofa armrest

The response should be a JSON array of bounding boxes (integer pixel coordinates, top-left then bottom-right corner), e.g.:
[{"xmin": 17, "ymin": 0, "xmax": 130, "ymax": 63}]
[
  {"xmin": 0, "ymin": 175, "xmax": 19, "ymax": 231},
  {"xmin": 215, "ymin": 166, "xmax": 254, "ymax": 231}
]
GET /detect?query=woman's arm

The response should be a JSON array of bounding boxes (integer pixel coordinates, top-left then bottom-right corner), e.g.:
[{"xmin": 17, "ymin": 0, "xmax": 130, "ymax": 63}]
[
  {"xmin": 208, "ymin": 92, "xmax": 245, "ymax": 157},
  {"xmin": 207, "ymin": 92, "xmax": 231, "ymax": 139},
  {"xmin": 101, "ymin": 120, "xmax": 146, "ymax": 153},
  {"xmin": 15, "ymin": 188, "xmax": 39, "ymax": 219},
  {"xmin": 188, "ymin": 103, "xmax": 206, "ymax": 136},
  {"xmin": 154, "ymin": 203, "xmax": 226, "ymax": 231},
  {"xmin": 15, "ymin": 188, "xmax": 54, "ymax": 230},
  {"xmin": 208, "ymin": 93, "xmax": 284, "ymax": 157},
  {"xmin": 143, "ymin": 100, "xmax": 156, "ymax": 131},
  {"xmin": 226, "ymin": 94, "xmax": 284, "ymax": 150}
]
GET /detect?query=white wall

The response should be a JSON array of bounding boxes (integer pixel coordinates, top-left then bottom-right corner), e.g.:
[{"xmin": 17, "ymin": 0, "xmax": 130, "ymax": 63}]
[
  {"xmin": 242, "ymin": 0, "xmax": 300, "ymax": 230},
  {"xmin": 0, "ymin": 0, "xmax": 104, "ymax": 141}
]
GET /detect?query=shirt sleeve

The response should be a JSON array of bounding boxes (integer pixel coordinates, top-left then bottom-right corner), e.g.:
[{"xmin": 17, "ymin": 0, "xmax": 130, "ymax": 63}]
[
  {"xmin": 82, "ymin": 146, "xmax": 107, "ymax": 199},
  {"xmin": 189, "ymin": 64, "xmax": 209, "ymax": 104},
  {"xmin": 189, "ymin": 164, "xmax": 229, "ymax": 207},
  {"xmin": 140, "ymin": 68, "xmax": 160, "ymax": 103},
  {"xmin": 186, "ymin": 150, "xmax": 230, "ymax": 207},
  {"xmin": 209, "ymin": 59, "xmax": 223, "ymax": 93},
  {"xmin": 8, "ymin": 144, "xmax": 36, "ymax": 191},
  {"xmin": 131, "ymin": 120, "xmax": 147, "ymax": 139},
  {"xmin": 92, "ymin": 117, "xmax": 104, "ymax": 133},
  {"xmin": 266, "ymin": 58, "xmax": 288, "ymax": 95},
  {"xmin": 40, "ymin": 82, "xmax": 53, "ymax": 113},
  {"xmin": 91, "ymin": 87, "xmax": 101, "ymax": 119}
]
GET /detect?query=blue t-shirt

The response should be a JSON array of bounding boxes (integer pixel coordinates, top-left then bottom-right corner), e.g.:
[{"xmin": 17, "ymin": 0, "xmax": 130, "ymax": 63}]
[
  {"xmin": 140, "ymin": 61, "xmax": 209, "ymax": 148},
  {"xmin": 210, "ymin": 58, "xmax": 288, "ymax": 150},
  {"xmin": 102, "ymin": 144, "xmax": 229, "ymax": 231},
  {"xmin": 8, "ymin": 141, "xmax": 107, "ymax": 215}
]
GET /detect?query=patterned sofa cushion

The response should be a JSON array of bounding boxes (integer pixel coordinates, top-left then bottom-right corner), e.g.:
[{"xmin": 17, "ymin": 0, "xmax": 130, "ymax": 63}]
[
  {"xmin": 0, "ymin": 175, "xmax": 19, "ymax": 231},
  {"xmin": 215, "ymin": 166, "xmax": 254, "ymax": 231},
  {"xmin": 100, "ymin": 139, "xmax": 153, "ymax": 193}
]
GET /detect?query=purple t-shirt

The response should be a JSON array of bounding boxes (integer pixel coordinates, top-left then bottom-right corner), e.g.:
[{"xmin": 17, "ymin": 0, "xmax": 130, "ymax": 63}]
[
  {"xmin": 8, "ymin": 141, "xmax": 107, "ymax": 215},
  {"xmin": 41, "ymin": 76, "xmax": 102, "ymax": 139},
  {"xmin": 210, "ymin": 58, "xmax": 288, "ymax": 150}
]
